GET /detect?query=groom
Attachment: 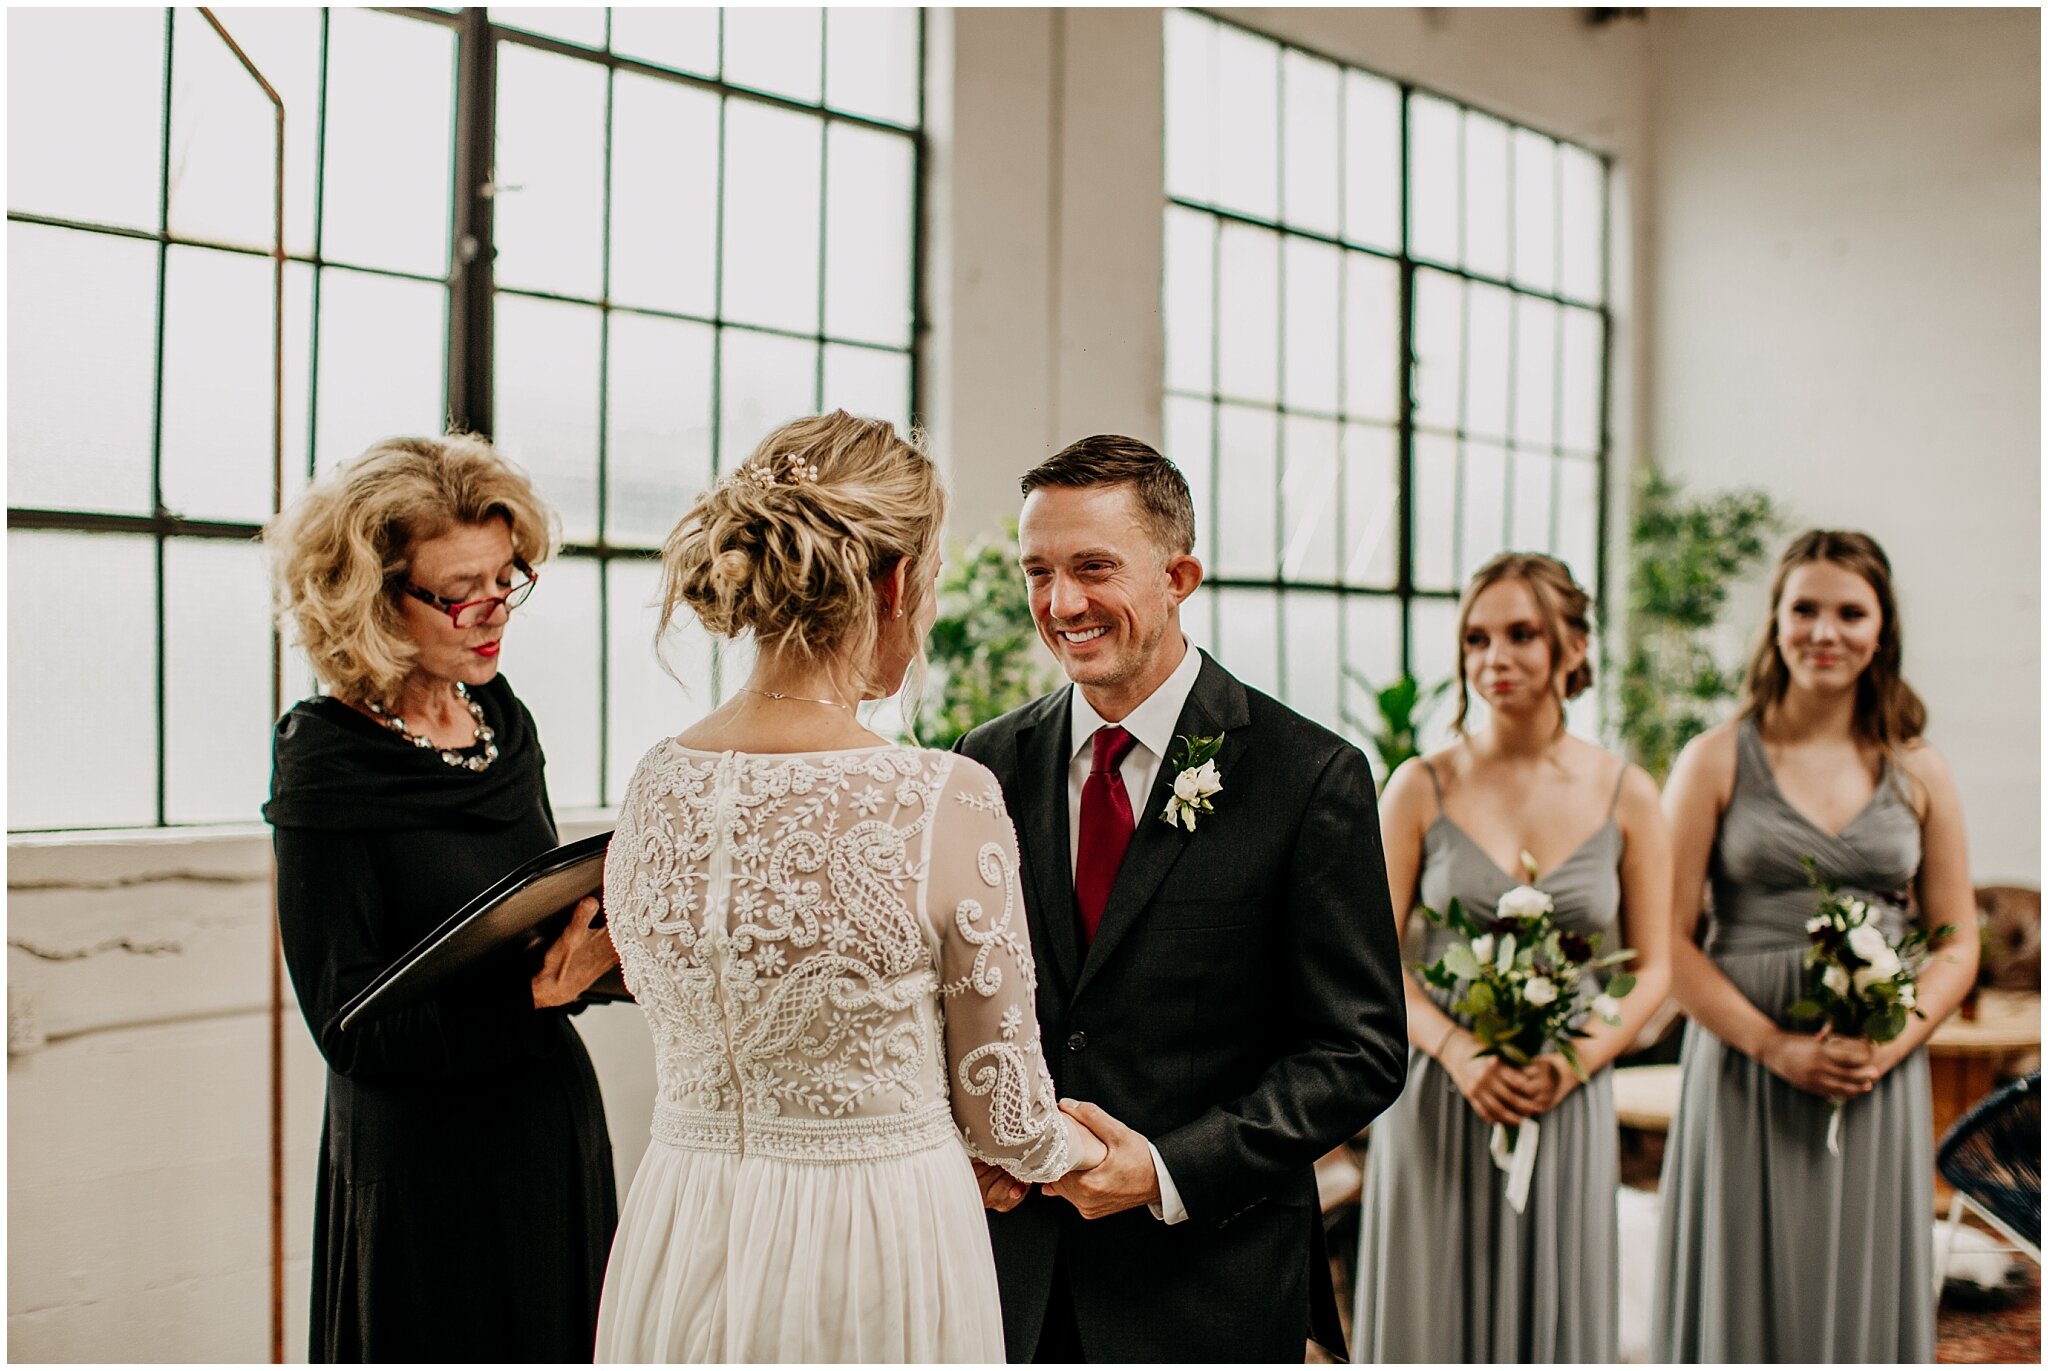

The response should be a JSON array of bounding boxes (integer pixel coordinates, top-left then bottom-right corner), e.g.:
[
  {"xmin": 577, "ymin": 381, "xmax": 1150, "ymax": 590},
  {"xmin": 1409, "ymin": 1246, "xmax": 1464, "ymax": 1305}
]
[{"xmin": 956, "ymin": 436, "xmax": 1407, "ymax": 1362}]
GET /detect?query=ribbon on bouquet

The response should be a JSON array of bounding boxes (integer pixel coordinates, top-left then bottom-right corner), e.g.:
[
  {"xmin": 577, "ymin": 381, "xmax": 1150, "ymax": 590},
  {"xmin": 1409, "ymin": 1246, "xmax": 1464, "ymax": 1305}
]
[
  {"xmin": 1488, "ymin": 1118, "xmax": 1540, "ymax": 1214},
  {"xmin": 1826, "ymin": 1102, "xmax": 1844, "ymax": 1156}
]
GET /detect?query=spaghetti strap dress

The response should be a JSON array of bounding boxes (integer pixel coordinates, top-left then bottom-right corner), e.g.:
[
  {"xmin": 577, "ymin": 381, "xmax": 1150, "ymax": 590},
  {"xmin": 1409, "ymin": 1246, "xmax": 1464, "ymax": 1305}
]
[
  {"xmin": 1353, "ymin": 760, "xmax": 1625, "ymax": 1363},
  {"xmin": 1653, "ymin": 718, "xmax": 1932, "ymax": 1362}
]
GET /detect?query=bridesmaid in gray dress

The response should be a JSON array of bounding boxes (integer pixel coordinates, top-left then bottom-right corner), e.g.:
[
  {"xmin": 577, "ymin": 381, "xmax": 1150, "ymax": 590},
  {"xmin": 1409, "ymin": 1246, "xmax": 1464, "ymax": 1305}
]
[
  {"xmin": 1355, "ymin": 553, "xmax": 1672, "ymax": 1363},
  {"xmin": 1654, "ymin": 530, "xmax": 1979, "ymax": 1363}
]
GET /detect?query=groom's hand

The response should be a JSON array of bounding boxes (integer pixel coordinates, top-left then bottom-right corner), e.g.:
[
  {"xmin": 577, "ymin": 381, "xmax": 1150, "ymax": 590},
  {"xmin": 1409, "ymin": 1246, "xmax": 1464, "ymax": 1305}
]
[{"xmin": 1041, "ymin": 1100, "xmax": 1160, "ymax": 1220}]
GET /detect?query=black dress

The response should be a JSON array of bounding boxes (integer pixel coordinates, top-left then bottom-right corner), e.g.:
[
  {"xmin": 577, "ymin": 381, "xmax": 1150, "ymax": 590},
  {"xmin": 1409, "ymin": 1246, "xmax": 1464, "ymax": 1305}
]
[{"xmin": 265, "ymin": 675, "xmax": 617, "ymax": 1363}]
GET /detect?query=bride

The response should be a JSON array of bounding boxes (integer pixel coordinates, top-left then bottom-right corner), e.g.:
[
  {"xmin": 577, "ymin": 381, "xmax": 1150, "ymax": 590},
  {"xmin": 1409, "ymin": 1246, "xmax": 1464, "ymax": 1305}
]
[{"xmin": 594, "ymin": 411, "xmax": 1106, "ymax": 1362}]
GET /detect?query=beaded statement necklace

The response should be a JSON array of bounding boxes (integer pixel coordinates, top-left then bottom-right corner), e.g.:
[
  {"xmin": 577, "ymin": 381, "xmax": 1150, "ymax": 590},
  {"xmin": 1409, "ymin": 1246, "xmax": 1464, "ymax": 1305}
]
[{"xmin": 367, "ymin": 682, "xmax": 499, "ymax": 772}]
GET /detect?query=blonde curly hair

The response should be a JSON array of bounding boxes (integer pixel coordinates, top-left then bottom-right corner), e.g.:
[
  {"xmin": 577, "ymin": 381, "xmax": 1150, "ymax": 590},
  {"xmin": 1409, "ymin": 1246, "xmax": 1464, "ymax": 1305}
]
[
  {"xmin": 658, "ymin": 410, "xmax": 945, "ymax": 699},
  {"xmin": 266, "ymin": 434, "xmax": 556, "ymax": 710}
]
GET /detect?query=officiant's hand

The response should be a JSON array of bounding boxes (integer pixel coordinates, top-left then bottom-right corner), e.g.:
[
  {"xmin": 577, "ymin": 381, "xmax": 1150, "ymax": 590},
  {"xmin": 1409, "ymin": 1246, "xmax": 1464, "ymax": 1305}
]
[
  {"xmin": 532, "ymin": 896, "xmax": 619, "ymax": 1009},
  {"xmin": 1041, "ymin": 1100, "xmax": 1159, "ymax": 1220}
]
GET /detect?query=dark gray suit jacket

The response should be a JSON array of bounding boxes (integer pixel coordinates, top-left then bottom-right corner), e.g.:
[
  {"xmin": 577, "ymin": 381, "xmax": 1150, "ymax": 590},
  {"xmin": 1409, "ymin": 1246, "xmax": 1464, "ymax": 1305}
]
[{"xmin": 957, "ymin": 649, "xmax": 1407, "ymax": 1362}]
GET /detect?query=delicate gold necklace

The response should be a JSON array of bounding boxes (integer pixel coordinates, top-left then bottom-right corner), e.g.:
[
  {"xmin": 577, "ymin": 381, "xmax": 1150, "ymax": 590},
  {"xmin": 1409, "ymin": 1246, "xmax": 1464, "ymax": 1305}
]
[{"xmin": 739, "ymin": 686, "xmax": 853, "ymax": 712}]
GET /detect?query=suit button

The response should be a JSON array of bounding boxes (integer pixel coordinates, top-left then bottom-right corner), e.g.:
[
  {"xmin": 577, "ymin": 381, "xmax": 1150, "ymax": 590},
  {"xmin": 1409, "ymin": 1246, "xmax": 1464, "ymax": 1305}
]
[{"xmin": 1066, "ymin": 1031, "xmax": 1088, "ymax": 1052}]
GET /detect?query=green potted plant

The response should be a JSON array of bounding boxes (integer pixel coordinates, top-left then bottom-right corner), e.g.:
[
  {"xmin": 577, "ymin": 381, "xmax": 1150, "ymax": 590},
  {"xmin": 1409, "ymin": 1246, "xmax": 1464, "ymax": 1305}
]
[
  {"xmin": 913, "ymin": 519, "xmax": 1057, "ymax": 749},
  {"xmin": 1344, "ymin": 669, "xmax": 1451, "ymax": 790}
]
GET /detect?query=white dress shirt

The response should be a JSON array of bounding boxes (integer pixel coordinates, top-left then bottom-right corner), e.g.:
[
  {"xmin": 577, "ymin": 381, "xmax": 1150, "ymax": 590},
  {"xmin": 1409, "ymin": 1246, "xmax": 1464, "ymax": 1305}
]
[{"xmin": 1063, "ymin": 638, "xmax": 1204, "ymax": 1225}]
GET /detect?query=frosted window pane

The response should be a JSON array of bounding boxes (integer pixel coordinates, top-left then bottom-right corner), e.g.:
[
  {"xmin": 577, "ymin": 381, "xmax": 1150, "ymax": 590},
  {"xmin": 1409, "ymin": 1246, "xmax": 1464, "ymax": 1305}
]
[
  {"xmin": 1342, "ymin": 71, "xmax": 1400, "ymax": 252},
  {"xmin": 1163, "ymin": 396, "xmax": 1214, "ymax": 560},
  {"xmin": 161, "ymin": 247, "xmax": 278, "ymax": 524},
  {"xmin": 323, "ymin": 11, "xmax": 452, "ymax": 275},
  {"xmin": 1462, "ymin": 111, "xmax": 1509, "ymax": 282},
  {"xmin": 494, "ymin": 45, "xmax": 605, "ymax": 299},
  {"xmin": 1408, "ymin": 95, "xmax": 1459, "ymax": 267},
  {"xmin": 1560, "ymin": 144, "xmax": 1604, "ymax": 304},
  {"xmin": 1342, "ymin": 594, "xmax": 1402, "ymax": 752},
  {"xmin": 722, "ymin": 101, "xmax": 823, "ymax": 333},
  {"xmin": 1215, "ymin": 404, "xmax": 1277, "ymax": 580},
  {"xmin": 1560, "ymin": 307, "xmax": 1605, "ymax": 454},
  {"xmin": 1281, "ymin": 51, "xmax": 1339, "ymax": 237},
  {"xmin": 1341, "ymin": 252, "xmax": 1399, "ymax": 424},
  {"xmin": 1216, "ymin": 222, "xmax": 1278, "ymax": 404},
  {"xmin": 1458, "ymin": 441, "xmax": 1508, "ymax": 582},
  {"xmin": 1213, "ymin": 25, "xmax": 1278, "ymax": 221},
  {"xmin": 606, "ymin": 312, "xmax": 714, "ymax": 549},
  {"xmin": 1282, "ymin": 237, "xmax": 1340, "ymax": 415},
  {"xmin": 1557, "ymin": 457, "xmax": 1600, "ymax": 598},
  {"xmin": 169, "ymin": 8, "xmax": 320, "ymax": 253},
  {"xmin": 1280, "ymin": 415, "xmax": 1339, "ymax": 583},
  {"xmin": 1410, "ymin": 597, "xmax": 1462, "ymax": 750},
  {"xmin": 505, "ymin": 555, "xmax": 600, "ymax": 808},
  {"xmin": 1511, "ymin": 128, "xmax": 1557, "ymax": 294},
  {"xmin": 1510, "ymin": 449, "xmax": 1557, "ymax": 554},
  {"xmin": 314, "ymin": 269, "xmax": 447, "ymax": 472},
  {"xmin": 718, "ymin": 329, "xmax": 819, "ymax": 470},
  {"xmin": 494, "ymin": 294, "xmax": 602, "ymax": 544},
  {"xmin": 1512, "ymin": 294, "xmax": 1558, "ymax": 448},
  {"xmin": 1411, "ymin": 433, "xmax": 1456, "ymax": 592},
  {"xmin": 1465, "ymin": 282, "xmax": 1511, "ymax": 441},
  {"xmin": 821, "ymin": 345, "xmax": 911, "ymax": 433},
  {"xmin": 9, "ymin": 532, "xmax": 157, "ymax": 829},
  {"xmin": 610, "ymin": 75, "xmax": 718, "ymax": 317},
  {"xmin": 489, "ymin": 7, "xmax": 605, "ymax": 47},
  {"xmin": 7, "ymin": 223, "xmax": 156, "ymax": 514},
  {"xmin": 725, "ymin": 8, "xmax": 823, "ymax": 105},
  {"xmin": 1163, "ymin": 10, "xmax": 1216, "ymax": 207},
  {"xmin": 1412, "ymin": 269, "xmax": 1462, "ymax": 433},
  {"xmin": 606, "ymin": 556, "xmax": 701, "ymax": 806},
  {"xmin": 1342, "ymin": 422, "xmax": 1398, "ymax": 588},
  {"xmin": 1216, "ymin": 588, "xmax": 1279, "ymax": 698},
  {"xmin": 611, "ymin": 8, "xmax": 718, "ymax": 76},
  {"xmin": 1179, "ymin": 585, "xmax": 1217, "ymax": 656},
  {"xmin": 825, "ymin": 7, "xmax": 919, "ymax": 126},
  {"xmin": 278, "ymin": 262, "xmax": 318, "ymax": 509},
  {"xmin": 165, "ymin": 539, "xmax": 272, "ymax": 824},
  {"xmin": 824, "ymin": 124, "xmax": 915, "ymax": 347},
  {"xmin": 1283, "ymin": 592, "xmax": 1341, "ymax": 732},
  {"xmin": 7, "ymin": 8, "xmax": 162, "ymax": 231},
  {"xmin": 1163, "ymin": 207, "xmax": 1215, "ymax": 395}
]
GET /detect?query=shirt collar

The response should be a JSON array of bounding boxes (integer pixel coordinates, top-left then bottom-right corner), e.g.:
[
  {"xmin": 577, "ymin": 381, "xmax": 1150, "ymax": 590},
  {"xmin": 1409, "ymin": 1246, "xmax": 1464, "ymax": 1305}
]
[{"xmin": 1068, "ymin": 639, "xmax": 1204, "ymax": 764}]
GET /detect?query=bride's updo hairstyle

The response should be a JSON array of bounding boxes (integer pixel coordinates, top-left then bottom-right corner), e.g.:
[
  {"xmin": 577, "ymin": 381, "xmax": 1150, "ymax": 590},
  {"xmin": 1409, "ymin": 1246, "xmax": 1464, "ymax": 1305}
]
[
  {"xmin": 658, "ymin": 410, "xmax": 946, "ymax": 696},
  {"xmin": 1451, "ymin": 551, "xmax": 1595, "ymax": 736}
]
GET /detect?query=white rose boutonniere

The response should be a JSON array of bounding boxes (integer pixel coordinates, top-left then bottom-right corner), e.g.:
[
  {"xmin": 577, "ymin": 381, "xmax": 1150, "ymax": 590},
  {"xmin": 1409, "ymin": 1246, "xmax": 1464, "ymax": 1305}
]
[{"xmin": 1159, "ymin": 733, "xmax": 1225, "ymax": 831}]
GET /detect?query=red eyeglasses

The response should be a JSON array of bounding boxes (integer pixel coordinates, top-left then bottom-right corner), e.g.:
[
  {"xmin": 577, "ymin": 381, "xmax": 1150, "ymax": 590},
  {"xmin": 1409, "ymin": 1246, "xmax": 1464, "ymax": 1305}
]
[{"xmin": 402, "ymin": 561, "xmax": 539, "ymax": 628}]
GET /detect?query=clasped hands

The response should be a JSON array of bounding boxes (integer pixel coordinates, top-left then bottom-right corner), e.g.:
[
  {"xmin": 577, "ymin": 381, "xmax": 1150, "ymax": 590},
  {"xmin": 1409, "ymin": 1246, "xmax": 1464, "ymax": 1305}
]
[
  {"xmin": 1762, "ymin": 1023, "xmax": 1897, "ymax": 1102},
  {"xmin": 1443, "ymin": 1032, "xmax": 1581, "ymax": 1127},
  {"xmin": 972, "ymin": 1099, "xmax": 1161, "ymax": 1220}
]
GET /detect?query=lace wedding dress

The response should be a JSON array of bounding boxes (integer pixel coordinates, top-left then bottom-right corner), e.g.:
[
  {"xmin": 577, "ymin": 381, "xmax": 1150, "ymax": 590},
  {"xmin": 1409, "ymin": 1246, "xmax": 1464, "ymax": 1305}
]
[{"xmin": 593, "ymin": 743, "xmax": 1073, "ymax": 1362}]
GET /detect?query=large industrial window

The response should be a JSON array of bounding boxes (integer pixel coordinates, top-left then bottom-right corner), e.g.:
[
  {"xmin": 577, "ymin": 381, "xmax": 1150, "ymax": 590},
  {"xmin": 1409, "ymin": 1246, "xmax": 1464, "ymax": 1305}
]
[
  {"xmin": 1161, "ymin": 10, "xmax": 1609, "ymax": 750},
  {"xmin": 7, "ymin": 6, "xmax": 923, "ymax": 831}
]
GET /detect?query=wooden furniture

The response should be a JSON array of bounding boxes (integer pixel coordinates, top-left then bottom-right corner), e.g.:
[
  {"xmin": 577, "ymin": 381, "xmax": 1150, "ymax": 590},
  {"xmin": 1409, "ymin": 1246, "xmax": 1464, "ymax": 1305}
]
[
  {"xmin": 1613, "ymin": 1063, "xmax": 1683, "ymax": 1132},
  {"xmin": 1929, "ymin": 989, "xmax": 2041, "ymax": 1149}
]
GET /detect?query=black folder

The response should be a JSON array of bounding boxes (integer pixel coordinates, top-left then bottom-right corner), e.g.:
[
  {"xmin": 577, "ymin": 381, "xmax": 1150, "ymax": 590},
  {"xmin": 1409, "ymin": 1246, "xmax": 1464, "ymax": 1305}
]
[{"xmin": 337, "ymin": 831, "xmax": 631, "ymax": 1031}]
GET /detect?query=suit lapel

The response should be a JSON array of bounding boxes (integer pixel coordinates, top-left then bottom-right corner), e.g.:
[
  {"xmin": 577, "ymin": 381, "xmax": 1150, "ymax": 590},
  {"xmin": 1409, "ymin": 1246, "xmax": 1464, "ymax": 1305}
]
[
  {"xmin": 1014, "ymin": 688, "xmax": 1081, "ymax": 995},
  {"xmin": 1071, "ymin": 653, "xmax": 1252, "ymax": 1001}
]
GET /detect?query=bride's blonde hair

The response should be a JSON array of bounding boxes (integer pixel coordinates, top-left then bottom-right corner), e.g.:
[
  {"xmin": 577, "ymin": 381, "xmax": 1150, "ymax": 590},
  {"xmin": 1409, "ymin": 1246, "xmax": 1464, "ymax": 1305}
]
[{"xmin": 658, "ymin": 410, "xmax": 947, "ymax": 707}]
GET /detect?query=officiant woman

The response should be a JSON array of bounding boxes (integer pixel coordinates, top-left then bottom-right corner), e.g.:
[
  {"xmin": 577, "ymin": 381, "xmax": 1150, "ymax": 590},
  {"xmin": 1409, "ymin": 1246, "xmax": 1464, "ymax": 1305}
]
[{"xmin": 264, "ymin": 435, "xmax": 620, "ymax": 1362}]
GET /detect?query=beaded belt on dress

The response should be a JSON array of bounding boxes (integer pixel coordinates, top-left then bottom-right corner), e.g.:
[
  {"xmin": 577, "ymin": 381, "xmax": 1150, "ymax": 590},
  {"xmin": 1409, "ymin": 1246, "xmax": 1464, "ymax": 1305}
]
[{"xmin": 651, "ymin": 1099, "xmax": 959, "ymax": 1163}]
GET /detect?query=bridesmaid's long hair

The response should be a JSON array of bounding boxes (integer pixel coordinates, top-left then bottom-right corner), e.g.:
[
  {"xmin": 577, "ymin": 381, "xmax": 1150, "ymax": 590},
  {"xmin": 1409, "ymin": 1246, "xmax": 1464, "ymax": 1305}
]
[
  {"xmin": 1739, "ymin": 529, "xmax": 1926, "ymax": 750},
  {"xmin": 1451, "ymin": 552, "xmax": 1595, "ymax": 737}
]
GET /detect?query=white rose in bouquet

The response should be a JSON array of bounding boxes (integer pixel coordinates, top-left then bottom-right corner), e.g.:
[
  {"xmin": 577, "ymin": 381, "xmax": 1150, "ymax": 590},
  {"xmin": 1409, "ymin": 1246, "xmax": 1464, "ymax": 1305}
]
[
  {"xmin": 1805, "ymin": 913, "xmax": 1831, "ymax": 934},
  {"xmin": 1470, "ymin": 933, "xmax": 1495, "ymax": 965},
  {"xmin": 1845, "ymin": 921, "xmax": 1891, "ymax": 965},
  {"xmin": 1497, "ymin": 885, "xmax": 1554, "ymax": 919},
  {"xmin": 1822, "ymin": 964, "xmax": 1851, "ymax": 997},
  {"xmin": 1591, "ymin": 992, "xmax": 1623, "ymax": 1023},
  {"xmin": 1852, "ymin": 960, "xmax": 1900, "ymax": 994},
  {"xmin": 1522, "ymin": 976, "xmax": 1558, "ymax": 1007}
]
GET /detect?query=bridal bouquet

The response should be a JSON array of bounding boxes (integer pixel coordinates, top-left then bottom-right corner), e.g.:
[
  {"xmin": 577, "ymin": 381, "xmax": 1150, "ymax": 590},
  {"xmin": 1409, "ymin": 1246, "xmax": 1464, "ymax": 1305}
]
[
  {"xmin": 1786, "ymin": 859, "xmax": 1951, "ymax": 1154},
  {"xmin": 1415, "ymin": 854, "xmax": 1637, "ymax": 1212}
]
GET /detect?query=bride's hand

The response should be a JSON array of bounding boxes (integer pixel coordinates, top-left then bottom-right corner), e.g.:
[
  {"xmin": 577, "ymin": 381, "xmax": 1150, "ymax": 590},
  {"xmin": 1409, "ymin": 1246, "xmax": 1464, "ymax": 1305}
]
[{"xmin": 1064, "ymin": 1106, "xmax": 1110, "ymax": 1172}]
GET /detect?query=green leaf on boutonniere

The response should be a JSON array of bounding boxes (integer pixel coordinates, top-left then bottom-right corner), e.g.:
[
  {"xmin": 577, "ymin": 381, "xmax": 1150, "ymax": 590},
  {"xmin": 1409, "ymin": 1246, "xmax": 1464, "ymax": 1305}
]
[{"xmin": 1170, "ymin": 733, "xmax": 1225, "ymax": 769}]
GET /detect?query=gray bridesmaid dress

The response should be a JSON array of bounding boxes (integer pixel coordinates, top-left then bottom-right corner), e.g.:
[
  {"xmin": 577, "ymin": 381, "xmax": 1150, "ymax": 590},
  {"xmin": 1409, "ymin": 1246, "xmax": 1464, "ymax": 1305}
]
[
  {"xmin": 1353, "ymin": 760, "xmax": 1624, "ymax": 1363},
  {"xmin": 1653, "ymin": 718, "xmax": 1932, "ymax": 1363}
]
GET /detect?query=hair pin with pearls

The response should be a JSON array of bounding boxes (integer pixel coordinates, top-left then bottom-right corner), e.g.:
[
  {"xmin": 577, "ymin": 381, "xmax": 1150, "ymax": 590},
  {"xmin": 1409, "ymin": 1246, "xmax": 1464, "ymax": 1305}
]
[{"xmin": 737, "ymin": 452, "xmax": 822, "ymax": 488}]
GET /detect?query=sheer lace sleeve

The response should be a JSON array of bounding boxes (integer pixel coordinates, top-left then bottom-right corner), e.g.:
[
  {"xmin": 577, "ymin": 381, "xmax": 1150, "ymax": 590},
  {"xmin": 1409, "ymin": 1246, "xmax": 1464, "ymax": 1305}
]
[{"xmin": 926, "ymin": 755, "xmax": 1074, "ymax": 1183}]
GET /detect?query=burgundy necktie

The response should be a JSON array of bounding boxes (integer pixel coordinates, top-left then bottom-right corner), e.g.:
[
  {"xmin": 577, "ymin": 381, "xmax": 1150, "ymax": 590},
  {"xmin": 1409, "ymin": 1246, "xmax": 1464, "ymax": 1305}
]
[{"xmin": 1075, "ymin": 725, "xmax": 1139, "ymax": 946}]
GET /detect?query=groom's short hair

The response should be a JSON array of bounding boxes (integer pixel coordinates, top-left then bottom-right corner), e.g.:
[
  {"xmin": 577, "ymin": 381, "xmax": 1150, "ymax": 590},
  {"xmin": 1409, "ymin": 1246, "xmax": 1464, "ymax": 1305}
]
[{"xmin": 1021, "ymin": 435, "xmax": 1197, "ymax": 558}]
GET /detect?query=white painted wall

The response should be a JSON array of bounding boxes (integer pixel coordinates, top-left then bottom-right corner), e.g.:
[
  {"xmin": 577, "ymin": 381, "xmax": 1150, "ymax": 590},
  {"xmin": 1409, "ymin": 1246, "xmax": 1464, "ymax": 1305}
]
[{"xmin": 1646, "ymin": 6, "xmax": 2041, "ymax": 882}]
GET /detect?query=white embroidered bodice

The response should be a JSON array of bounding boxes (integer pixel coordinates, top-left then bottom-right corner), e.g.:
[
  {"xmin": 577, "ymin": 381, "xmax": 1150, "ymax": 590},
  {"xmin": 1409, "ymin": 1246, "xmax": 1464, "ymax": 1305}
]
[{"xmin": 604, "ymin": 742, "xmax": 1072, "ymax": 1182}]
